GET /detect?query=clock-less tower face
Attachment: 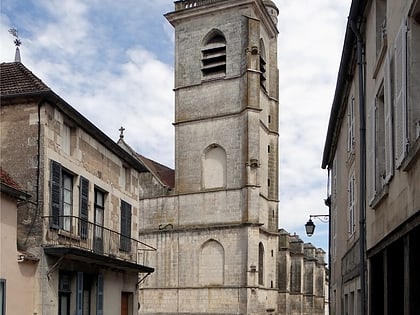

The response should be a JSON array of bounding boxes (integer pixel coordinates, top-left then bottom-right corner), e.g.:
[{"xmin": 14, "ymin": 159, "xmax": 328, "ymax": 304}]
[{"xmin": 166, "ymin": 0, "xmax": 279, "ymax": 211}]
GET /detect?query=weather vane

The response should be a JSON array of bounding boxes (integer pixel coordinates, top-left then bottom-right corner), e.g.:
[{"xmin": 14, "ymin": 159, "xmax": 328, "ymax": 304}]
[
  {"xmin": 8, "ymin": 28, "xmax": 21, "ymax": 47},
  {"xmin": 8, "ymin": 28, "xmax": 22, "ymax": 62}
]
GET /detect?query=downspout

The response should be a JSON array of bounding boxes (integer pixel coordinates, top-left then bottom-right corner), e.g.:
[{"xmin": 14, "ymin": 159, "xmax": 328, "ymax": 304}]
[{"xmin": 350, "ymin": 19, "xmax": 367, "ymax": 315}]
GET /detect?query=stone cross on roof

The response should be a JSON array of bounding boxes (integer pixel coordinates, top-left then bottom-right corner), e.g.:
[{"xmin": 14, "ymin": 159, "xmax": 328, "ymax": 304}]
[{"xmin": 119, "ymin": 126, "xmax": 125, "ymax": 139}]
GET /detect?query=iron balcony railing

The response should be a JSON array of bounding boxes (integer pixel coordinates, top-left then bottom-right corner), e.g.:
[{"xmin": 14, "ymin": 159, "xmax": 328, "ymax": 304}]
[{"xmin": 43, "ymin": 215, "xmax": 155, "ymax": 265}]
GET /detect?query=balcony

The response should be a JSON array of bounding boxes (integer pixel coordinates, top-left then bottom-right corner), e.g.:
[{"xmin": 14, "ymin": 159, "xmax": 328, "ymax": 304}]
[{"xmin": 42, "ymin": 216, "xmax": 155, "ymax": 273}]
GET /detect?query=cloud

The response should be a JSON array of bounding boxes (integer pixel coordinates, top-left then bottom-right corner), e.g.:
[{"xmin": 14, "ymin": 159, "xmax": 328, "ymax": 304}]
[{"xmin": 0, "ymin": 0, "xmax": 350, "ymax": 252}]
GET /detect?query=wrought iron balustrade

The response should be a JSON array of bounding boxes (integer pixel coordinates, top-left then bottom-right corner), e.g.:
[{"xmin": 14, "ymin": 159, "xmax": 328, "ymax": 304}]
[{"xmin": 43, "ymin": 215, "xmax": 155, "ymax": 265}]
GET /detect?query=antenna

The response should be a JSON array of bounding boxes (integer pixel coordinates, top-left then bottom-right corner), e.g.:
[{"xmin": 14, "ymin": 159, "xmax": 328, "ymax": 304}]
[{"xmin": 8, "ymin": 28, "xmax": 22, "ymax": 62}]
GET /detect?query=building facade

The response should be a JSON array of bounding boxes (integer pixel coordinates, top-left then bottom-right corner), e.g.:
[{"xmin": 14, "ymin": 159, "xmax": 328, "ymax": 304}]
[
  {"xmin": 137, "ymin": 0, "xmax": 280, "ymax": 314},
  {"xmin": 322, "ymin": 0, "xmax": 420, "ymax": 314},
  {"xmin": 1, "ymin": 1, "xmax": 329, "ymax": 314},
  {"xmin": 0, "ymin": 169, "xmax": 36, "ymax": 315},
  {"xmin": 0, "ymin": 62, "xmax": 155, "ymax": 315}
]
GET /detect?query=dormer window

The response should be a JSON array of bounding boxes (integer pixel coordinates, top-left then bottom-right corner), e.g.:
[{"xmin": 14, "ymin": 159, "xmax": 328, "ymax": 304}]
[{"xmin": 201, "ymin": 30, "xmax": 226, "ymax": 78}]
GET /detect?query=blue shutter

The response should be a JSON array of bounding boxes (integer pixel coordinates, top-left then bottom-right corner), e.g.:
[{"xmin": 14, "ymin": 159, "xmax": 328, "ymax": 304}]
[
  {"xmin": 79, "ymin": 177, "xmax": 89, "ymax": 239},
  {"xmin": 76, "ymin": 272, "xmax": 84, "ymax": 315},
  {"xmin": 50, "ymin": 160, "xmax": 62, "ymax": 228},
  {"xmin": 120, "ymin": 201, "xmax": 132, "ymax": 252},
  {"xmin": 96, "ymin": 274, "xmax": 104, "ymax": 315}
]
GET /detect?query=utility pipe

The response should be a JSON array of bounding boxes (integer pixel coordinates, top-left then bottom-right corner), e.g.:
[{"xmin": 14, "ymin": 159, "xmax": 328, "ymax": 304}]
[{"xmin": 350, "ymin": 18, "xmax": 367, "ymax": 315}]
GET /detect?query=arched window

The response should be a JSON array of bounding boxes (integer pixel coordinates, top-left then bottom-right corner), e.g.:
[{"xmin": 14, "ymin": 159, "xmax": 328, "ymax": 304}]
[
  {"xmin": 259, "ymin": 39, "xmax": 267, "ymax": 90},
  {"xmin": 201, "ymin": 30, "xmax": 226, "ymax": 78},
  {"xmin": 199, "ymin": 240, "xmax": 224, "ymax": 285},
  {"xmin": 258, "ymin": 242, "xmax": 264, "ymax": 285},
  {"xmin": 203, "ymin": 144, "xmax": 226, "ymax": 189}
]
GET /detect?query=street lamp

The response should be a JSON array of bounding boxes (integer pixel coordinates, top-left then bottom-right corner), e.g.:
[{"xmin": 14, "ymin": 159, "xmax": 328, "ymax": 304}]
[{"xmin": 304, "ymin": 214, "xmax": 329, "ymax": 237}]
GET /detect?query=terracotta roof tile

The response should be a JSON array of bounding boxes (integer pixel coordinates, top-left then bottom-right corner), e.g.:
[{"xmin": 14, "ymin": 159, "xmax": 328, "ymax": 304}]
[
  {"xmin": 136, "ymin": 153, "xmax": 175, "ymax": 188},
  {"xmin": 0, "ymin": 168, "xmax": 23, "ymax": 190},
  {"xmin": 0, "ymin": 62, "xmax": 50, "ymax": 96}
]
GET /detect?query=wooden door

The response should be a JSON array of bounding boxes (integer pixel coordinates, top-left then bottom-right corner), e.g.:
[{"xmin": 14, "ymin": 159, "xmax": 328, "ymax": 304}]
[{"xmin": 121, "ymin": 292, "xmax": 129, "ymax": 315}]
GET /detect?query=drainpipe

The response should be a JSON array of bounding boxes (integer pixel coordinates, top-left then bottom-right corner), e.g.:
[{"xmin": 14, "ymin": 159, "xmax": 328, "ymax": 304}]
[{"xmin": 350, "ymin": 19, "xmax": 367, "ymax": 315}]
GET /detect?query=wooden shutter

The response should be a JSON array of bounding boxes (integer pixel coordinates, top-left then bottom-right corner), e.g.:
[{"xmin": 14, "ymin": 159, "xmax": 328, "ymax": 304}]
[
  {"xmin": 120, "ymin": 200, "xmax": 132, "ymax": 252},
  {"xmin": 79, "ymin": 177, "xmax": 89, "ymax": 239},
  {"xmin": 384, "ymin": 54, "xmax": 394, "ymax": 183},
  {"xmin": 367, "ymin": 101, "xmax": 376, "ymax": 203},
  {"xmin": 76, "ymin": 272, "xmax": 84, "ymax": 315},
  {"xmin": 50, "ymin": 160, "xmax": 62, "ymax": 228},
  {"xmin": 394, "ymin": 20, "xmax": 408, "ymax": 167},
  {"xmin": 96, "ymin": 274, "xmax": 104, "ymax": 315}
]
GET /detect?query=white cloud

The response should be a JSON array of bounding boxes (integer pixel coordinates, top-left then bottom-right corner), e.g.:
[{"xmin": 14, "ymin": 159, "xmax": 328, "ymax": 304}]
[{"xmin": 0, "ymin": 0, "xmax": 350, "ymax": 251}]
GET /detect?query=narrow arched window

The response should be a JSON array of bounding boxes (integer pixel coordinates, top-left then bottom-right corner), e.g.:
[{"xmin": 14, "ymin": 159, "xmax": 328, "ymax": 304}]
[
  {"xmin": 203, "ymin": 144, "xmax": 226, "ymax": 189},
  {"xmin": 201, "ymin": 30, "xmax": 226, "ymax": 78},
  {"xmin": 259, "ymin": 39, "xmax": 267, "ymax": 90},
  {"xmin": 258, "ymin": 242, "xmax": 264, "ymax": 285},
  {"xmin": 199, "ymin": 240, "xmax": 224, "ymax": 285}
]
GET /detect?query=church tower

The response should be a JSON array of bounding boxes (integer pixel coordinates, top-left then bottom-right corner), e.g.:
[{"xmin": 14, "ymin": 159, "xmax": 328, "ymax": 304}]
[{"xmin": 139, "ymin": 0, "xmax": 280, "ymax": 314}]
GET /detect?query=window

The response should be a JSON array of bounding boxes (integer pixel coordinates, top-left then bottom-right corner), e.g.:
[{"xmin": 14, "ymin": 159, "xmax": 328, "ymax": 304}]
[
  {"xmin": 375, "ymin": 0, "xmax": 387, "ymax": 57},
  {"xmin": 394, "ymin": 20, "xmax": 408, "ymax": 167},
  {"xmin": 121, "ymin": 166, "xmax": 131, "ymax": 191},
  {"xmin": 258, "ymin": 242, "xmax": 264, "ymax": 285},
  {"xmin": 120, "ymin": 200, "xmax": 132, "ymax": 252},
  {"xmin": 79, "ymin": 177, "xmax": 89, "ymax": 239},
  {"xmin": 50, "ymin": 160, "xmax": 73, "ymax": 231},
  {"xmin": 374, "ymin": 87, "xmax": 386, "ymax": 191},
  {"xmin": 93, "ymin": 188, "xmax": 105, "ymax": 253},
  {"xmin": 348, "ymin": 172, "xmax": 356, "ymax": 236},
  {"xmin": 59, "ymin": 273, "xmax": 71, "ymax": 315},
  {"xmin": 347, "ymin": 97, "xmax": 355, "ymax": 153},
  {"xmin": 201, "ymin": 30, "xmax": 226, "ymax": 78}
]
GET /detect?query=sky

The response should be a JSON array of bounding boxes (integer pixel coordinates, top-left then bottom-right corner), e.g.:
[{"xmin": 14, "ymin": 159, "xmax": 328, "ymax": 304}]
[{"xmin": 0, "ymin": 0, "xmax": 350, "ymax": 253}]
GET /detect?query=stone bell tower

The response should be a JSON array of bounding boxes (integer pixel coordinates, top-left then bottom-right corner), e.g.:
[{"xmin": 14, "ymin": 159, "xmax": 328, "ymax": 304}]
[{"xmin": 139, "ymin": 0, "xmax": 280, "ymax": 314}]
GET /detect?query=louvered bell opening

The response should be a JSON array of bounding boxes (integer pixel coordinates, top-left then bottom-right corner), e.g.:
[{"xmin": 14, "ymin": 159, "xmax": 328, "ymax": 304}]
[
  {"xmin": 260, "ymin": 56, "xmax": 267, "ymax": 88},
  {"xmin": 201, "ymin": 43, "xmax": 226, "ymax": 76}
]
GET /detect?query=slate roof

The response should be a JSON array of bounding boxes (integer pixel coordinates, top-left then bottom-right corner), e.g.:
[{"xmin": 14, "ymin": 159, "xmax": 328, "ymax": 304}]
[{"xmin": 0, "ymin": 62, "xmax": 51, "ymax": 97}]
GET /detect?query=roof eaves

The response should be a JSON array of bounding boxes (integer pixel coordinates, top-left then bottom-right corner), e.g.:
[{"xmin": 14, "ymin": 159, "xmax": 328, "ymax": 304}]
[{"xmin": 321, "ymin": 0, "xmax": 367, "ymax": 169}]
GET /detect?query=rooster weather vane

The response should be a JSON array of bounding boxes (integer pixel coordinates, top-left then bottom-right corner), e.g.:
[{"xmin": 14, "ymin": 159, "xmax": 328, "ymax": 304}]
[
  {"xmin": 8, "ymin": 28, "xmax": 22, "ymax": 62},
  {"xmin": 8, "ymin": 28, "xmax": 21, "ymax": 47}
]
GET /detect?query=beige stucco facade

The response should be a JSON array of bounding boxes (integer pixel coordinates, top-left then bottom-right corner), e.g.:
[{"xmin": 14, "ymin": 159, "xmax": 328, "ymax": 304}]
[{"xmin": 0, "ymin": 184, "xmax": 37, "ymax": 314}]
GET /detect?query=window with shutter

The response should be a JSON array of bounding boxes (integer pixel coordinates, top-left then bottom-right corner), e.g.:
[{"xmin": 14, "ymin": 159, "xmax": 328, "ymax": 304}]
[
  {"xmin": 96, "ymin": 274, "xmax": 104, "ymax": 315},
  {"xmin": 394, "ymin": 20, "xmax": 408, "ymax": 167},
  {"xmin": 76, "ymin": 272, "xmax": 83, "ymax": 315},
  {"xmin": 51, "ymin": 161, "xmax": 62, "ymax": 228},
  {"xmin": 120, "ymin": 200, "xmax": 132, "ymax": 252},
  {"xmin": 50, "ymin": 160, "xmax": 74, "ymax": 230},
  {"xmin": 94, "ymin": 188, "xmax": 105, "ymax": 253},
  {"xmin": 347, "ymin": 97, "xmax": 355, "ymax": 153},
  {"xmin": 79, "ymin": 177, "xmax": 89, "ymax": 239},
  {"xmin": 348, "ymin": 172, "xmax": 356, "ymax": 236}
]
